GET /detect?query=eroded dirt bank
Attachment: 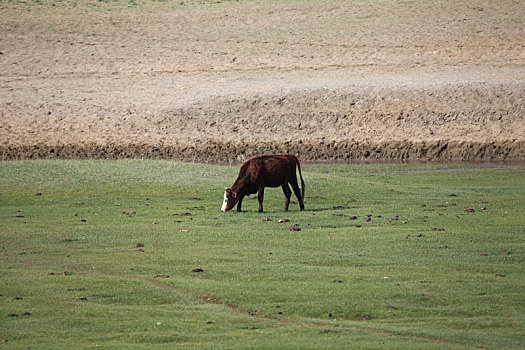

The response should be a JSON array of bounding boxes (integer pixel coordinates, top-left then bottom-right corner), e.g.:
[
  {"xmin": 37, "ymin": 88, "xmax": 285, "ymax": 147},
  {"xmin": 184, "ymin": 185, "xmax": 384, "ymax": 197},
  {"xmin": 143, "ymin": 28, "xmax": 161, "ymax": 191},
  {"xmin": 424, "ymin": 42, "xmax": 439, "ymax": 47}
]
[{"xmin": 2, "ymin": 140, "xmax": 524, "ymax": 164}]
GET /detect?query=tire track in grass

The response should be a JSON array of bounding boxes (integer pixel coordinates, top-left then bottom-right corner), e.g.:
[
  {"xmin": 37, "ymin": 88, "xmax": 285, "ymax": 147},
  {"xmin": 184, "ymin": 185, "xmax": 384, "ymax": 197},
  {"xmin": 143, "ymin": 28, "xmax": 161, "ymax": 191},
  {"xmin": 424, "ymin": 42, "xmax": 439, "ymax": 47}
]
[
  {"xmin": 10, "ymin": 252, "xmax": 487, "ymax": 348},
  {"xmin": 93, "ymin": 270, "xmax": 486, "ymax": 349}
]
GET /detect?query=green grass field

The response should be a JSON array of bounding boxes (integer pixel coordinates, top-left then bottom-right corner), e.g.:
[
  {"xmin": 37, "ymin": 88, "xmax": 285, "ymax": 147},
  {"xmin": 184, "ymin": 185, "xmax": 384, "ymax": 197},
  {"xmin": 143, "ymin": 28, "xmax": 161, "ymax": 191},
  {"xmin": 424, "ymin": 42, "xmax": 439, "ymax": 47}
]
[{"xmin": 1, "ymin": 160, "xmax": 524, "ymax": 349}]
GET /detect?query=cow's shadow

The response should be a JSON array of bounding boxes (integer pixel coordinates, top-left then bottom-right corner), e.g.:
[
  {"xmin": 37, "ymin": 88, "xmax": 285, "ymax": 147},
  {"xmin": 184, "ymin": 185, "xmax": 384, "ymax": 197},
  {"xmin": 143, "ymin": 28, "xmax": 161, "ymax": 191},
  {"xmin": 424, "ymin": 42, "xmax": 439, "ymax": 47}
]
[{"xmin": 235, "ymin": 204, "xmax": 357, "ymax": 214}]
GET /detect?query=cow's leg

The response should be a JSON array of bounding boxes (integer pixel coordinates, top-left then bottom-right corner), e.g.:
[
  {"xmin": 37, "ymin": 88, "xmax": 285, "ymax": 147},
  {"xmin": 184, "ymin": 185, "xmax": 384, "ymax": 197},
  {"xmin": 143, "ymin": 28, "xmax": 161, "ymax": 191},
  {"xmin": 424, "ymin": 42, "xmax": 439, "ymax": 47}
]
[
  {"xmin": 257, "ymin": 187, "xmax": 265, "ymax": 213},
  {"xmin": 236, "ymin": 195, "xmax": 245, "ymax": 212},
  {"xmin": 289, "ymin": 178, "xmax": 305, "ymax": 211},
  {"xmin": 282, "ymin": 184, "xmax": 292, "ymax": 211}
]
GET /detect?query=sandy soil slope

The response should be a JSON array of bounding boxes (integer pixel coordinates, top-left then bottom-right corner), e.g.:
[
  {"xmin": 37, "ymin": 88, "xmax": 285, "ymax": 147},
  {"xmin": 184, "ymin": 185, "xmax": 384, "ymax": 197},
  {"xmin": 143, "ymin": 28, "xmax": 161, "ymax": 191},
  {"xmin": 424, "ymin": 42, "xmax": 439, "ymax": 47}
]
[{"xmin": 1, "ymin": 0, "xmax": 524, "ymax": 163}]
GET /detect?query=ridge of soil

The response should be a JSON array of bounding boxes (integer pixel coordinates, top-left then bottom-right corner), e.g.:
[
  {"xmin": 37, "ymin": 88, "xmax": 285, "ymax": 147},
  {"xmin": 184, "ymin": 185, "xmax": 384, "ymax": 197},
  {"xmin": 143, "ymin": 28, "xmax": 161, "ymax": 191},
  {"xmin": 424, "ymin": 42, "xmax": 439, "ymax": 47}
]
[{"xmin": 2, "ymin": 140, "xmax": 523, "ymax": 164}]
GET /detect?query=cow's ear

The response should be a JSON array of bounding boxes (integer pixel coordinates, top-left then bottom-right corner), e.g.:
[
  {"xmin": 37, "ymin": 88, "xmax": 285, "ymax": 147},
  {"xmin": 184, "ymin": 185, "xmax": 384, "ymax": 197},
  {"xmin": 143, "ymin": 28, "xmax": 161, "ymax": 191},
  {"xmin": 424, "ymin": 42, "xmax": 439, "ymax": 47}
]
[{"xmin": 232, "ymin": 191, "xmax": 237, "ymax": 199}]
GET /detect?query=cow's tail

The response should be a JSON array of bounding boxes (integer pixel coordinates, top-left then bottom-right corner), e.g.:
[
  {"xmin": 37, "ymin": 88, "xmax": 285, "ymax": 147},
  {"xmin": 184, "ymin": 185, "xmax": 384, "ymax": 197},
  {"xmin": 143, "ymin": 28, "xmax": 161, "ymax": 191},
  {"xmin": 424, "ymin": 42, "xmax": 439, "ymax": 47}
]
[{"xmin": 296, "ymin": 157, "xmax": 305, "ymax": 201}]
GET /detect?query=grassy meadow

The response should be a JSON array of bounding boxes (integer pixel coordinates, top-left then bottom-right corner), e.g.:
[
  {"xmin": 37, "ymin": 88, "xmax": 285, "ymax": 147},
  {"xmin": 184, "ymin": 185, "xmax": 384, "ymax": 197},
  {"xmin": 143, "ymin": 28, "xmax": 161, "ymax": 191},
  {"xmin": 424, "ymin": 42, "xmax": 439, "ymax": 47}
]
[{"xmin": 1, "ymin": 160, "xmax": 524, "ymax": 349}]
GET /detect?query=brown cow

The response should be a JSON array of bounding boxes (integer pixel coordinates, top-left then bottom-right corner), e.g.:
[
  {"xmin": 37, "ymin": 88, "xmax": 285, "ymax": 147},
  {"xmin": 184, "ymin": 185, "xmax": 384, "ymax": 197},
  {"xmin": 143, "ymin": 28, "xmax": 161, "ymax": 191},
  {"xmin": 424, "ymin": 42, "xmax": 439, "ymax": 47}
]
[{"xmin": 221, "ymin": 154, "xmax": 305, "ymax": 213}]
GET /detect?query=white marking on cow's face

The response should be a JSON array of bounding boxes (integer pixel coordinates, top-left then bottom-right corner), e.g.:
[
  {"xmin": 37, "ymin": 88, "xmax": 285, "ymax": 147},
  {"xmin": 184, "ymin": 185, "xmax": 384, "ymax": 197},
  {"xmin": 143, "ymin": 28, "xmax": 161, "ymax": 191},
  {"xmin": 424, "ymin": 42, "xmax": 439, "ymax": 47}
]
[
  {"xmin": 221, "ymin": 191, "xmax": 229, "ymax": 211},
  {"xmin": 222, "ymin": 188, "xmax": 239, "ymax": 212}
]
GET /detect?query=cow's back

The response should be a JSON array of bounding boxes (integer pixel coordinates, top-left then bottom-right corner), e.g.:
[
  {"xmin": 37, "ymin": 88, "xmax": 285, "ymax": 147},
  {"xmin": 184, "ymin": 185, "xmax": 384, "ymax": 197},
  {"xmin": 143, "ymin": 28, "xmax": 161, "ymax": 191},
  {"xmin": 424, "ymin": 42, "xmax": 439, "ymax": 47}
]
[{"xmin": 242, "ymin": 154, "xmax": 296, "ymax": 187}]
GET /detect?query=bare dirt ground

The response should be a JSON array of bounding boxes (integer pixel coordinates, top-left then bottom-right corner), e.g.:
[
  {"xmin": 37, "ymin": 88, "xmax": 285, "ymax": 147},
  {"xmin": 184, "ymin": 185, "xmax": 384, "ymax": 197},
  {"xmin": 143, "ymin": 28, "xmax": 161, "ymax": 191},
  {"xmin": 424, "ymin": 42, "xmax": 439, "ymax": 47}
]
[{"xmin": 1, "ymin": 0, "xmax": 524, "ymax": 163}]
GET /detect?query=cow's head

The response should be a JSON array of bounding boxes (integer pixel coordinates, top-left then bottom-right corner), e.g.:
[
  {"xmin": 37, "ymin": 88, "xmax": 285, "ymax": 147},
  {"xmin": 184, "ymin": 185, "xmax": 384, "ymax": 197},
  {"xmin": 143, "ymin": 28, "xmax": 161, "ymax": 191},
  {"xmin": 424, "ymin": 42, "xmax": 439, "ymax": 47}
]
[{"xmin": 221, "ymin": 187, "xmax": 239, "ymax": 212}]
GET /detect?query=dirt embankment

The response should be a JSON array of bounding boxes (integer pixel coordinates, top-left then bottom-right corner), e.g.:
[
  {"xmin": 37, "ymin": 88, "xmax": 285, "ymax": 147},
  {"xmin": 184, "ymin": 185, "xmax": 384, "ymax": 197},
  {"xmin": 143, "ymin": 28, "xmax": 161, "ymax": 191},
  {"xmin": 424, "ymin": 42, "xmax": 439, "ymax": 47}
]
[{"xmin": 1, "ymin": 1, "xmax": 524, "ymax": 163}]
